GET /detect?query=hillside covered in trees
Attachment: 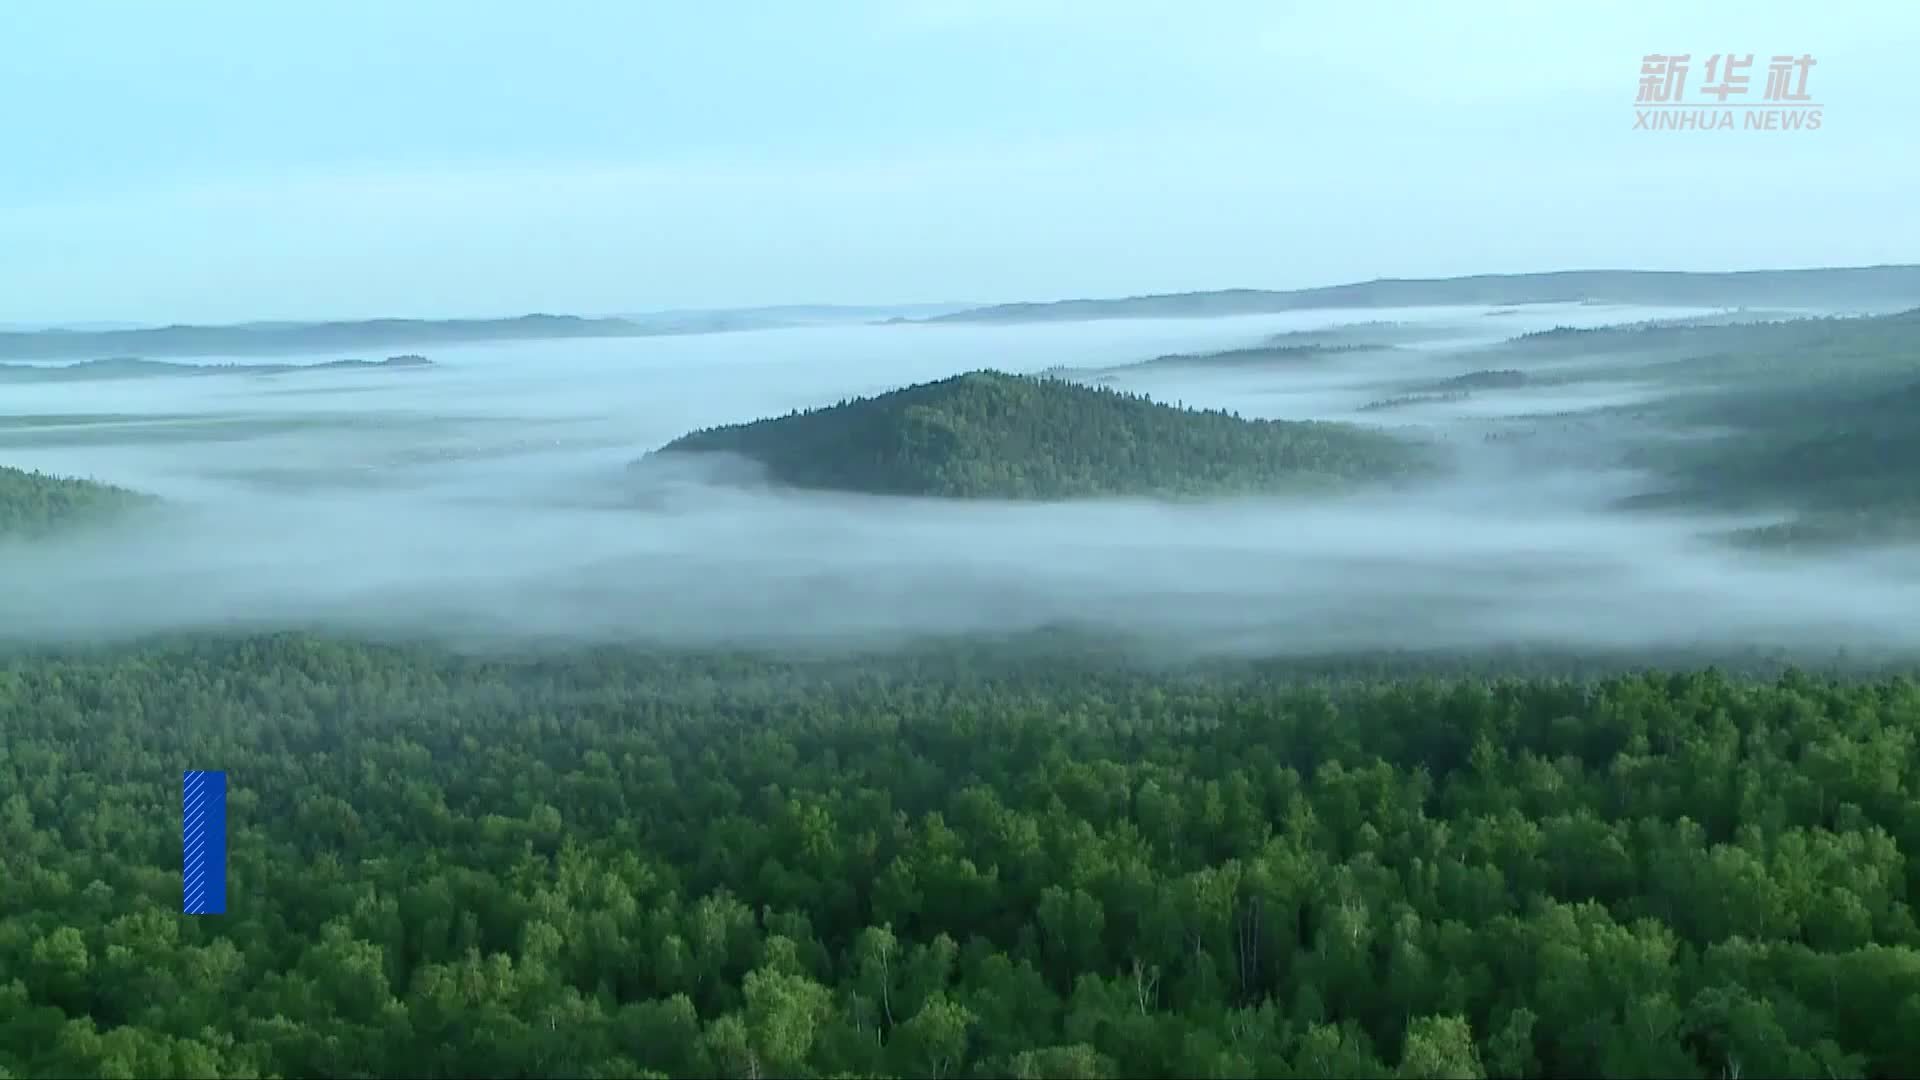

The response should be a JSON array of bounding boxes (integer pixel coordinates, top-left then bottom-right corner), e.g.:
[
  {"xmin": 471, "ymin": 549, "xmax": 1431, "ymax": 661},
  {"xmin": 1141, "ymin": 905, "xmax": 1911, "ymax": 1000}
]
[
  {"xmin": 0, "ymin": 465, "xmax": 151, "ymax": 540},
  {"xmin": 3, "ymin": 636, "xmax": 1920, "ymax": 1077},
  {"xmin": 1592, "ymin": 310, "xmax": 1920, "ymax": 547},
  {"xmin": 637, "ymin": 371, "xmax": 1425, "ymax": 499},
  {"xmin": 1662, "ymin": 374, "xmax": 1920, "ymax": 548}
]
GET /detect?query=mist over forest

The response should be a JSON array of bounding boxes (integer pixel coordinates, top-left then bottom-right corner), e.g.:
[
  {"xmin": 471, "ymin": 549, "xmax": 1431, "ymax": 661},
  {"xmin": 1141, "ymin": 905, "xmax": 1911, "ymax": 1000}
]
[
  {"xmin": 4, "ymin": 295, "xmax": 1916, "ymax": 661},
  {"xmin": 12, "ymin": 0, "xmax": 1920, "ymax": 1071},
  {"xmin": 9, "ymin": 278, "xmax": 1920, "ymax": 1079}
]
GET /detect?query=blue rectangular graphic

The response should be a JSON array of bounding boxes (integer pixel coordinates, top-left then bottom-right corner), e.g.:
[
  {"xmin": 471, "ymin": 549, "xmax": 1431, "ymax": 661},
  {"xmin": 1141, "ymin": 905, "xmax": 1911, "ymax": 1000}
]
[{"xmin": 182, "ymin": 770, "xmax": 227, "ymax": 915}]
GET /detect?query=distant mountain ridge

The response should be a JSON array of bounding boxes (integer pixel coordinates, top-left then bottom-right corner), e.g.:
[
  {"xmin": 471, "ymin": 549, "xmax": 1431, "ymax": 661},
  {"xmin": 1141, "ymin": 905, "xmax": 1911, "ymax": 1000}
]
[
  {"xmin": 622, "ymin": 302, "xmax": 977, "ymax": 326},
  {"xmin": 0, "ymin": 355, "xmax": 432, "ymax": 382},
  {"xmin": 922, "ymin": 265, "xmax": 1920, "ymax": 324},
  {"xmin": 14, "ymin": 266, "xmax": 1914, "ymax": 358},
  {"xmin": 0, "ymin": 303, "xmax": 979, "ymax": 361},
  {"xmin": 0, "ymin": 314, "xmax": 665, "ymax": 362}
]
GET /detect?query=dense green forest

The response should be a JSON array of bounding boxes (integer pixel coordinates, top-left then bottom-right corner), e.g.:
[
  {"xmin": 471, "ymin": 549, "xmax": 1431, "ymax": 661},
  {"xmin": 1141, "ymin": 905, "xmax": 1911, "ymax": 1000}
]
[
  {"xmin": 0, "ymin": 465, "xmax": 151, "ymax": 540},
  {"xmin": 639, "ymin": 371, "xmax": 1425, "ymax": 499},
  {"xmin": 2, "ymin": 635, "xmax": 1920, "ymax": 1077}
]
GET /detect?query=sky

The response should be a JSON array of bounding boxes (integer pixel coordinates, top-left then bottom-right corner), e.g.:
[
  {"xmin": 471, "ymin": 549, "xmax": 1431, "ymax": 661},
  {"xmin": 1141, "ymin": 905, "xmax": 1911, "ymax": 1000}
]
[{"xmin": 2, "ymin": 0, "xmax": 1916, "ymax": 324}]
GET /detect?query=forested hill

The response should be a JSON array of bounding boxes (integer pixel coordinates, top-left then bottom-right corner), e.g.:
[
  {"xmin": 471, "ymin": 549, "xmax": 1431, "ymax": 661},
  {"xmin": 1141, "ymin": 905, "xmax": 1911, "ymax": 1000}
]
[
  {"xmin": 1586, "ymin": 310, "xmax": 1920, "ymax": 548},
  {"xmin": 0, "ymin": 466, "xmax": 152, "ymax": 540},
  {"xmin": 925, "ymin": 265, "xmax": 1920, "ymax": 324},
  {"xmin": 637, "ymin": 371, "xmax": 1425, "ymax": 499}
]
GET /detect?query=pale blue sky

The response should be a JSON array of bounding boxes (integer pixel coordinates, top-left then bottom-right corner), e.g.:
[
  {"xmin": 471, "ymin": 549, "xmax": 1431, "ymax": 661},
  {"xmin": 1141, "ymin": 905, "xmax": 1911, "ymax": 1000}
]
[{"xmin": 3, "ymin": 0, "xmax": 1915, "ymax": 323}]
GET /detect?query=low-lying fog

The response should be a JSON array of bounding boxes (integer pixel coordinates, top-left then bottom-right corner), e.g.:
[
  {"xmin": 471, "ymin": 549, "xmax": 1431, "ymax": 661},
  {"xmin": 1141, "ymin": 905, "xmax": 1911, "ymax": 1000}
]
[{"xmin": 4, "ymin": 301, "xmax": 1915, "ymax": 656}]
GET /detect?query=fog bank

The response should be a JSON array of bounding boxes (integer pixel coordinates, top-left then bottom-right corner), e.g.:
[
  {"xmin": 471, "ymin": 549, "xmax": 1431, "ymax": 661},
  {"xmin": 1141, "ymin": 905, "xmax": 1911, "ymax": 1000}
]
[{"xmin": 4, "ymin": 303, "xmax": 1912, "ymax": 658}]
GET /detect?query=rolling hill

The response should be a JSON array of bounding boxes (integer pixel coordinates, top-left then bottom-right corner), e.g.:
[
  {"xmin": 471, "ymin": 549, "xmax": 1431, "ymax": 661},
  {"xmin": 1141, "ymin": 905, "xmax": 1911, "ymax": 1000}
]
[
  {"xmin": 1489, "ymin": 308, "xmax": 1920, "ymax": 547},
  {"xmin": 634, "ymin": 370, "xmax": 1425, "ymax": 499}
]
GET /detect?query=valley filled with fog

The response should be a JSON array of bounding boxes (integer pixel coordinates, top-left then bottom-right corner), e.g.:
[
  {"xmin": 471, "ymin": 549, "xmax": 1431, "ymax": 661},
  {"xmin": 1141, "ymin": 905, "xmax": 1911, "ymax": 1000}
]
[{"xmin": 3, "ymin": 301, "xmax": 1915, "ymax": 656}]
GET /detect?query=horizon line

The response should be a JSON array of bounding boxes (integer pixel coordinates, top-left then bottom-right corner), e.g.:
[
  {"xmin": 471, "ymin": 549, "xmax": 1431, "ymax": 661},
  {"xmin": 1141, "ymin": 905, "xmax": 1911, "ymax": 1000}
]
[{"xmin": 6, "ymin": 260, "xmax": 1918, "ymax": 332}]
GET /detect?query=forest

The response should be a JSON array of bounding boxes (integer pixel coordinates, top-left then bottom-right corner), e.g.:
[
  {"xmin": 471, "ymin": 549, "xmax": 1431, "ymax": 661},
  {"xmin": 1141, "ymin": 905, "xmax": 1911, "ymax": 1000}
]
[
  {"xmin": 1667, "ymin": 373, "xmax": 1920, "ymax": 548},
  {"xmin": 0, "ymin": 466, "xmax": 151, "ymax": 541},
  {"xmin": 639, "ymin": 371, "xmax": 1425, "ymax": 500},
  {"xmin": 6, "ymin": 304, "xmax": 1920, "ymax": 1077},
  {"xmin": 2, "ymin": 635, "xmax": 1919, "ymax": 1077},
  {"xmin": 1596, "ymin": 311, "xmax": 1920, "ymax": 548}
]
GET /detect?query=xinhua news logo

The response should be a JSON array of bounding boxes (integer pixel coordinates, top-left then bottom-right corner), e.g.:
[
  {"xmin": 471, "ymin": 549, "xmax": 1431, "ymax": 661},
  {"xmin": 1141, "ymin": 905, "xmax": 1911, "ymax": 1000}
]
[{"xmin": 1634, "ymin": 53, "xmax": 1823, "ymax": 131}]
